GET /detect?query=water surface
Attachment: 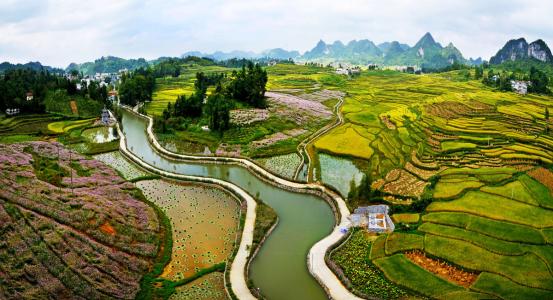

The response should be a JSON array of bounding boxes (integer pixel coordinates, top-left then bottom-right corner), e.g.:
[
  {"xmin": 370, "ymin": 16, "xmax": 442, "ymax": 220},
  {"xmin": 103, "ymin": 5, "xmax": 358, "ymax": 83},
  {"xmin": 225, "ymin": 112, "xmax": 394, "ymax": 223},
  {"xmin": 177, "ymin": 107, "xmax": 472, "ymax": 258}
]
[{"xmin": 121, "ymin": 110, "xmax": 334, "ymax": 300}]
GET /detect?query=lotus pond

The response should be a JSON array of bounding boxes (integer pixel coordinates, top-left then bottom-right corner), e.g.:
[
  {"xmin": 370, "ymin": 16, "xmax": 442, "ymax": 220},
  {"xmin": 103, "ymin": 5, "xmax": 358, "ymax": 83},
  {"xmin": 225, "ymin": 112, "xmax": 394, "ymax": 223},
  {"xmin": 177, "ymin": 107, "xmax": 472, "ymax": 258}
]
[
  {"xmin": 94, "ymin": 151, "xmax": 149, "ymax": 180},
  {"xmin": 255, "ymin": 153, "xmax": 301, "ymax": 180},
  {"xmin": 169, "ymin": 272, "xmax": 226, "ymax": 300},
  {"xmin": 136, "ymin": 179, "xmax": 240, "ymax": 280}
]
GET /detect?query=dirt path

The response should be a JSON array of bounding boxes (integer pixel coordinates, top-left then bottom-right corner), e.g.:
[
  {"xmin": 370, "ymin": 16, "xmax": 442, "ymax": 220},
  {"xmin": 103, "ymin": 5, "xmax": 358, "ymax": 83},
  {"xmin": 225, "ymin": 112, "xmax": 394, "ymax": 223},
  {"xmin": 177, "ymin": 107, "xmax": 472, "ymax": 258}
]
[{"xmin": 293, "ymin": 92, "xmax": 345, "ymax": 181}]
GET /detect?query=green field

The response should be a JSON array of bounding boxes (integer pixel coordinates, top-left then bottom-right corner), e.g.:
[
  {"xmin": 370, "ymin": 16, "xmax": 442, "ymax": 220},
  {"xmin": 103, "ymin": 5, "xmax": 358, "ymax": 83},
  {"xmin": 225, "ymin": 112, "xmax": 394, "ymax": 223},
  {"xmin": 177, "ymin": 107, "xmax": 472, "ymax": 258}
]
[
  {"xmin": 146, "ymin": 63, "xmax": 342, "ymax": 159},
  {"xmin": 323, "ymin": 68, "xmax": 553, "ymax": 298}
]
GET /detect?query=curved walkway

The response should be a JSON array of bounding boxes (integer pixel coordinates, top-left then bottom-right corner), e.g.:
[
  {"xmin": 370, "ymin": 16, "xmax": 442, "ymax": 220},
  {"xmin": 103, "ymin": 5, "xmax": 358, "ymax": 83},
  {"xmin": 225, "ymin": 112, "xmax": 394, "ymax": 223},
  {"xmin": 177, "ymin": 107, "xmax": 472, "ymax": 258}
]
[
  {"xmin": 120, "ymin": 107, "xmax": 362, "ymax": 300},
  {"xmin": 293, "ymin": 93, "xmax": 346, "ymax": 181},
  {"xmin": 115, "ymin": 121, "xmax": 257, "ymax": 300}
]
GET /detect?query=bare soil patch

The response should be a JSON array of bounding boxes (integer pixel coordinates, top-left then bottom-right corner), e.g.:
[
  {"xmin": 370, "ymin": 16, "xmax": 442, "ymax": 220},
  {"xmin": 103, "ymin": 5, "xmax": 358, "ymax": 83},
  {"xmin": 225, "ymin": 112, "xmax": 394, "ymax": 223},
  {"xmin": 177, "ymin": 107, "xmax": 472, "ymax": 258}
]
[
  {"xmin": 528, "ymin": 167, "xmax": 553, "ymax": 194},
  {"xmin": 405, "ymin": 251, "xmax": 478, "ymax": 288}
]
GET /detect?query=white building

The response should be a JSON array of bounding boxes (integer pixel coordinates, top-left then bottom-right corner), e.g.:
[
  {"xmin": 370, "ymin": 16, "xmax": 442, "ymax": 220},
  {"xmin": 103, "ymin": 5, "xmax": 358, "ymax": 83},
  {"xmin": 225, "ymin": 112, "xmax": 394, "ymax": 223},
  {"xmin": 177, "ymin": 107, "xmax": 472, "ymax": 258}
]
[
  {"xmin": 335, "ymin": 68, "xmax": 349, "ymax": 75},
  {"xmin": 26, "ymin": 92, "xmax": 33, "ymax": 101},
  {"xmin": 349, "ymin": 205, "xmax": 395, "ymax": 233},
  {"xmin": 6, "ymin": 108, "xmax": 20, "ymax": 116},
  {"xmin": 511, "ymin": 80, "xmax": 529, "ymax": 95}
]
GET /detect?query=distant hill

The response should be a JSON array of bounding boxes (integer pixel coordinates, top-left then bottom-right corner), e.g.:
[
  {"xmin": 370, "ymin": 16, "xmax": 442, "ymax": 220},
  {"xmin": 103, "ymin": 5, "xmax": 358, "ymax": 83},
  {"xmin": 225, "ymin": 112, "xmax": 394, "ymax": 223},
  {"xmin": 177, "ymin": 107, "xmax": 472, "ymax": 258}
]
[
  {"xmin": 260, "ymin": 48, "xmax": 300, "ymax": 60},
  {"xmin": 302, "ymin": 39, "xmax": 382, "ymax": 64},
  {"xmin": 178, "ymin": 33, "xmax": 478, "ymax": 68},
  {"xmin": 378, "ymin": 41, "xmax": 410, "ymax": 53},
  {"xmin": 490, "ymin": 38, "xmax": 553, "ymax": 64},
  {"xmin": 300, "ymin": 32, "xmax": 469, "ymax": 69},
  {"xmin": 182, "ymin": 48, "xmax": 299, "ymax": 61},
  {"xmin": 0, "ymin": 61, "xmax": 64, "ymax": 74},
  {"xmin": 66, "ymin": 56, "xmax": 149, "ymax": 75}
]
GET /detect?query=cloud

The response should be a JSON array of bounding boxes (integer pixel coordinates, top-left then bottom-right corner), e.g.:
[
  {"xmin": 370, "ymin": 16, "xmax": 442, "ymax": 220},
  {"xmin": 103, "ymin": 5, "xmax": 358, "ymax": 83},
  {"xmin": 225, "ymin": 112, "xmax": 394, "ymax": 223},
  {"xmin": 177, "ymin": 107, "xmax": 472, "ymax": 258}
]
[{"xmin": 0, "ymin": 0, "xmax": 551, "ymax": 67}]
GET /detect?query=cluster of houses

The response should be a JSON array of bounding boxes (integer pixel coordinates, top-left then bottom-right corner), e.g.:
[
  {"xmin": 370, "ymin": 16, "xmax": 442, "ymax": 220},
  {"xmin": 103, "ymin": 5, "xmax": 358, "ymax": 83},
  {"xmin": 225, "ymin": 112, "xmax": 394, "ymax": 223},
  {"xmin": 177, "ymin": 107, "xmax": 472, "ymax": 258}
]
[
  {"xmin": 335, "ymin": 67, "xmax": 361, "ymax": 75},
  {"xmin": 66, "ymin": 69, "xmax": 127, "ymax": 92},
  {"xmin": 5, "ymin": 108, "xmax": 20, "ymax": 116},
  {"xmin": 333, "ymin": 63, "xmax": 422, "ymax": 75},
  {"xmin": 3, "ymin": 70, "xmax": 121, "ymax": 117},
  {"xmin": 4, "ymin": 92, "xmax": 33, "ymax": 115},
  {"xmin": 489, "ymin": 75, "xmax": 530, "ymax": 95},
  {"xmin": 349, "ymin": 205, "xmax": 395, "ymax": 233}
]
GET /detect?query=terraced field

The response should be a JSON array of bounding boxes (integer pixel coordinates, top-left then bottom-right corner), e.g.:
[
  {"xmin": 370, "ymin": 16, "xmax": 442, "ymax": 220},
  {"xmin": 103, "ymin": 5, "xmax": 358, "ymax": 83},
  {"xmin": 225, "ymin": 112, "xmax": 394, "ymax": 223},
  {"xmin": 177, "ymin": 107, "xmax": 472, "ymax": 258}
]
[
  {"xmin": 324, "ymin": 69, "xmax": 553, "ymax": 298},
  {"xmin": 145, "ymin": 65, "xmax": 231, "ymax": 116},
  {"xmin": 0, "ymin": 114, "xmax": 62, "ymax": 137},
  {"xmin": 148, "ymin": 63, "xmax": 346, "ymax": 160},
  {"xmin": 0, "ymin": 142, "xmax": 163, "ymax": 299}
]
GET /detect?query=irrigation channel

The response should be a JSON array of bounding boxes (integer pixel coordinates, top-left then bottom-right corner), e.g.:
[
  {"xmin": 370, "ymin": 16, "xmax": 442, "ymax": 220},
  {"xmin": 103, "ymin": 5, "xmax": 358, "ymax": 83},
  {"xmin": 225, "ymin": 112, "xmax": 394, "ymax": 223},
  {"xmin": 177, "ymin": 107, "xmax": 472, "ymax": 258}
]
[{"xmin": 120, "ymin": 109, "xmax": 337, "ymax": 300}]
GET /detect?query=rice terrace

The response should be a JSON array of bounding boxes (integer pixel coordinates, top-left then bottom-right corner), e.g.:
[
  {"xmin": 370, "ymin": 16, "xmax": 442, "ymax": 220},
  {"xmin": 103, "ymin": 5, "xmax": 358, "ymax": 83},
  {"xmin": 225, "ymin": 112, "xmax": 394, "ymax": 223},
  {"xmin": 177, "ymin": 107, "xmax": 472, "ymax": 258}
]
[{"xmin": 2, "ymin": 1, "xmax": 553, "ymax": 300}]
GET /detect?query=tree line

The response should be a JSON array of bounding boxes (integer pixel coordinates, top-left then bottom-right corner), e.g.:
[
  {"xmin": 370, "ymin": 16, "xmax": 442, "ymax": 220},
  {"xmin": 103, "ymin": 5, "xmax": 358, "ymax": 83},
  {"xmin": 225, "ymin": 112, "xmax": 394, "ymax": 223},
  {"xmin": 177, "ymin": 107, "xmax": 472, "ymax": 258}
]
[
  {"xmin": 0, "ymin": 68, "xmax": 110, "ymax": 114},
  {"xmin": 481, "ymin": 66, "xmax": 550, "ymax": 94},
  {"xmin": 118, "ymin": 68, "xmax": 155, "ymax": 107}
]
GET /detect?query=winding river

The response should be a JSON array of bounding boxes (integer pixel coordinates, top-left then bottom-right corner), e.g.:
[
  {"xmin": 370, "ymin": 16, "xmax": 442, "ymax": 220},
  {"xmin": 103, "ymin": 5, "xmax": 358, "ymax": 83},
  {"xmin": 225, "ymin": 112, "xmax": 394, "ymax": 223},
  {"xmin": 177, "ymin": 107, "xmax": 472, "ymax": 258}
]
[{"xmin": 120, "ymin": 109, "xmax": 335, "ymax": 300}]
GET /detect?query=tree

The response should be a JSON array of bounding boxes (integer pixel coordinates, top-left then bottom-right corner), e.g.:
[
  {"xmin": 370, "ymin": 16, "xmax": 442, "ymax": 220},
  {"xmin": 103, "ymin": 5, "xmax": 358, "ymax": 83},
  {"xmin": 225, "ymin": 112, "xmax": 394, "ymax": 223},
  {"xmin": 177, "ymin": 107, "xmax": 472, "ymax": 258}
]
[
  {"xmin": 528, "ymin": 67, "xmax": 550, "ymax": 94},
  {"xmin": 226, "ymin": 62, "xmax": 268, "ymax": 108},
  {"xmin": 499, "ymin": 71, "xmax": 512, "ymax": 92},
  {"xmin": 474, "ymin": 66, "xmax": 483, "ymax": 80},
  {"xmin": 118, "ymin": 68, "xmax": 155, "ymax": 106},
  {"xmin": 173, "ymin": 93, "xmax": 203, "ymax": 118},
  {"xmin": 205, "ymin": 92, "xmax": 231, "ymax": 131}
]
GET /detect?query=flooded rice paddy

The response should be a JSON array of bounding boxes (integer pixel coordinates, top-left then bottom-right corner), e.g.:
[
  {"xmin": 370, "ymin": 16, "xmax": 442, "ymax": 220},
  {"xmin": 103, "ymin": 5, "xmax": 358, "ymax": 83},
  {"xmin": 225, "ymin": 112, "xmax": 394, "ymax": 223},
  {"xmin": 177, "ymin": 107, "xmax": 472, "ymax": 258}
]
[
  {"xmin": 255, "ymin": 153, "xmax": 301, "ymax": 179},
  {"xmin": 316, "ymin": 153, "xmax": 364, "ymax": 197},
  {"xmin": 169, "ymin": 272, "xmax": 226, "ymax": 300},
  {"xmin": 136, "ymin": 180, "xmax": 240, "ymax": 280},
  {"xmin": 94, "ymin": 151, "xmax": 149, "ymax": 180},
  {"xmin": 82, "ymin": 126, "xmax": 118, "ymax": 143}
]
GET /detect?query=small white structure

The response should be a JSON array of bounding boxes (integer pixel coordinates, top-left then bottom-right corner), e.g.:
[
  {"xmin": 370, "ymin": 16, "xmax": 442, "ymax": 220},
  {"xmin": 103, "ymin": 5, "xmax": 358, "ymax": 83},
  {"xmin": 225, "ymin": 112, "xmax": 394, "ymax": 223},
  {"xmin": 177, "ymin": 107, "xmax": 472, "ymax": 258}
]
[
  {"xmin": 349, "ymin": 205, "xmax": 394, "ymax": 233},
  {"xmin": 6, "ymin": 108, "xmax": 20, "ymax": 116},
  {"xmin": 201, "ymin": 125, "xmax": 210, "ymax": 132},
  {"xmin": 26, "ymin": 92, "xmax": 33, "ymax": 101},
  {"xmin": 511, "ymin": 80, "xmax": 529, "ymax": 95},
  {"xmin": 335, "ymin": 68, "xmax": 349, "ymax": 75}
]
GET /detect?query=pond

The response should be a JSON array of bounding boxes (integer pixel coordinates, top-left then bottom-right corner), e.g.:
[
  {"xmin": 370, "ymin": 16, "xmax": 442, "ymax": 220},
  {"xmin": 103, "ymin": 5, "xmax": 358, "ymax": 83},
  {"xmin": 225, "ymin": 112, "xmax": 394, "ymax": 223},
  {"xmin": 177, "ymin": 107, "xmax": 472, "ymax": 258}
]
[
  {"xmin": 316, "ymin": 153, "xmax": 365, "ymax": 198},
  {"xmin": 82, "ymin": 126, "xmax": 118, "ymax": 143},
  {"xmin": 121, "ymin": 109, "xmax": 334, "ymax": 300}
]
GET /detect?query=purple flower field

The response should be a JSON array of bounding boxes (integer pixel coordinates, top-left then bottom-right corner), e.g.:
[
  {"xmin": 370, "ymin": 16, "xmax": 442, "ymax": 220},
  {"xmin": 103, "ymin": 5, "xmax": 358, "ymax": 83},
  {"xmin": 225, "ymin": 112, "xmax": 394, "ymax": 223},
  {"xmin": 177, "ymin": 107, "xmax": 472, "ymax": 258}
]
[{"xmin": 0, "ymin": 141, "xmax": 162, "ymax": 299}]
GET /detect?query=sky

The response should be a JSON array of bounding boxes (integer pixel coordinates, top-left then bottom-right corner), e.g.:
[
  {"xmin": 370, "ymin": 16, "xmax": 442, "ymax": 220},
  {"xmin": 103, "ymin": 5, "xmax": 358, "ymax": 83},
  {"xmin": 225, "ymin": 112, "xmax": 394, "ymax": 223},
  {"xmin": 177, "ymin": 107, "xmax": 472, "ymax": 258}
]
[{"xmin": 1, "ymin": 0, "xmax": 552, "ymax": 67}]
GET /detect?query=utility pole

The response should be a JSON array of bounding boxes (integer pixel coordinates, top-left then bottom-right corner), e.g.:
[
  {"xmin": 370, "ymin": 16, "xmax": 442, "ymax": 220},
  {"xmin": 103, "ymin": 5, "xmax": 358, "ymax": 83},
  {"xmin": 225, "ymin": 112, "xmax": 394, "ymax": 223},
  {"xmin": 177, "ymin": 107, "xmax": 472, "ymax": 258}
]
[
  {"xmin": 69, "ymin": 149, "xmax": 73, "ymax": 195},
  {"xmin": 57, "ymin": 144, "xmax": 61, "ymax": 193}
]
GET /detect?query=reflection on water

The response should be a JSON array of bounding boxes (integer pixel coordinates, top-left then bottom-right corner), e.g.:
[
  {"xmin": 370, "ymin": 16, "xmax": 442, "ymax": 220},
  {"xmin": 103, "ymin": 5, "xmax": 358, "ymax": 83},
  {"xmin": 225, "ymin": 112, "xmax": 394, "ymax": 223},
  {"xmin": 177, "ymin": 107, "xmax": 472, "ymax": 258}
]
[
  {"xmin": 317, "ymin": 153, "xmax": 364, "ymax": 197},
  {"xmin": 121, "ymin": 110, "xmax": 334, "ymax": 300},
  {"xmin": 82, "ymin": 126, "xmax": 118, "ymax": 143}
]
